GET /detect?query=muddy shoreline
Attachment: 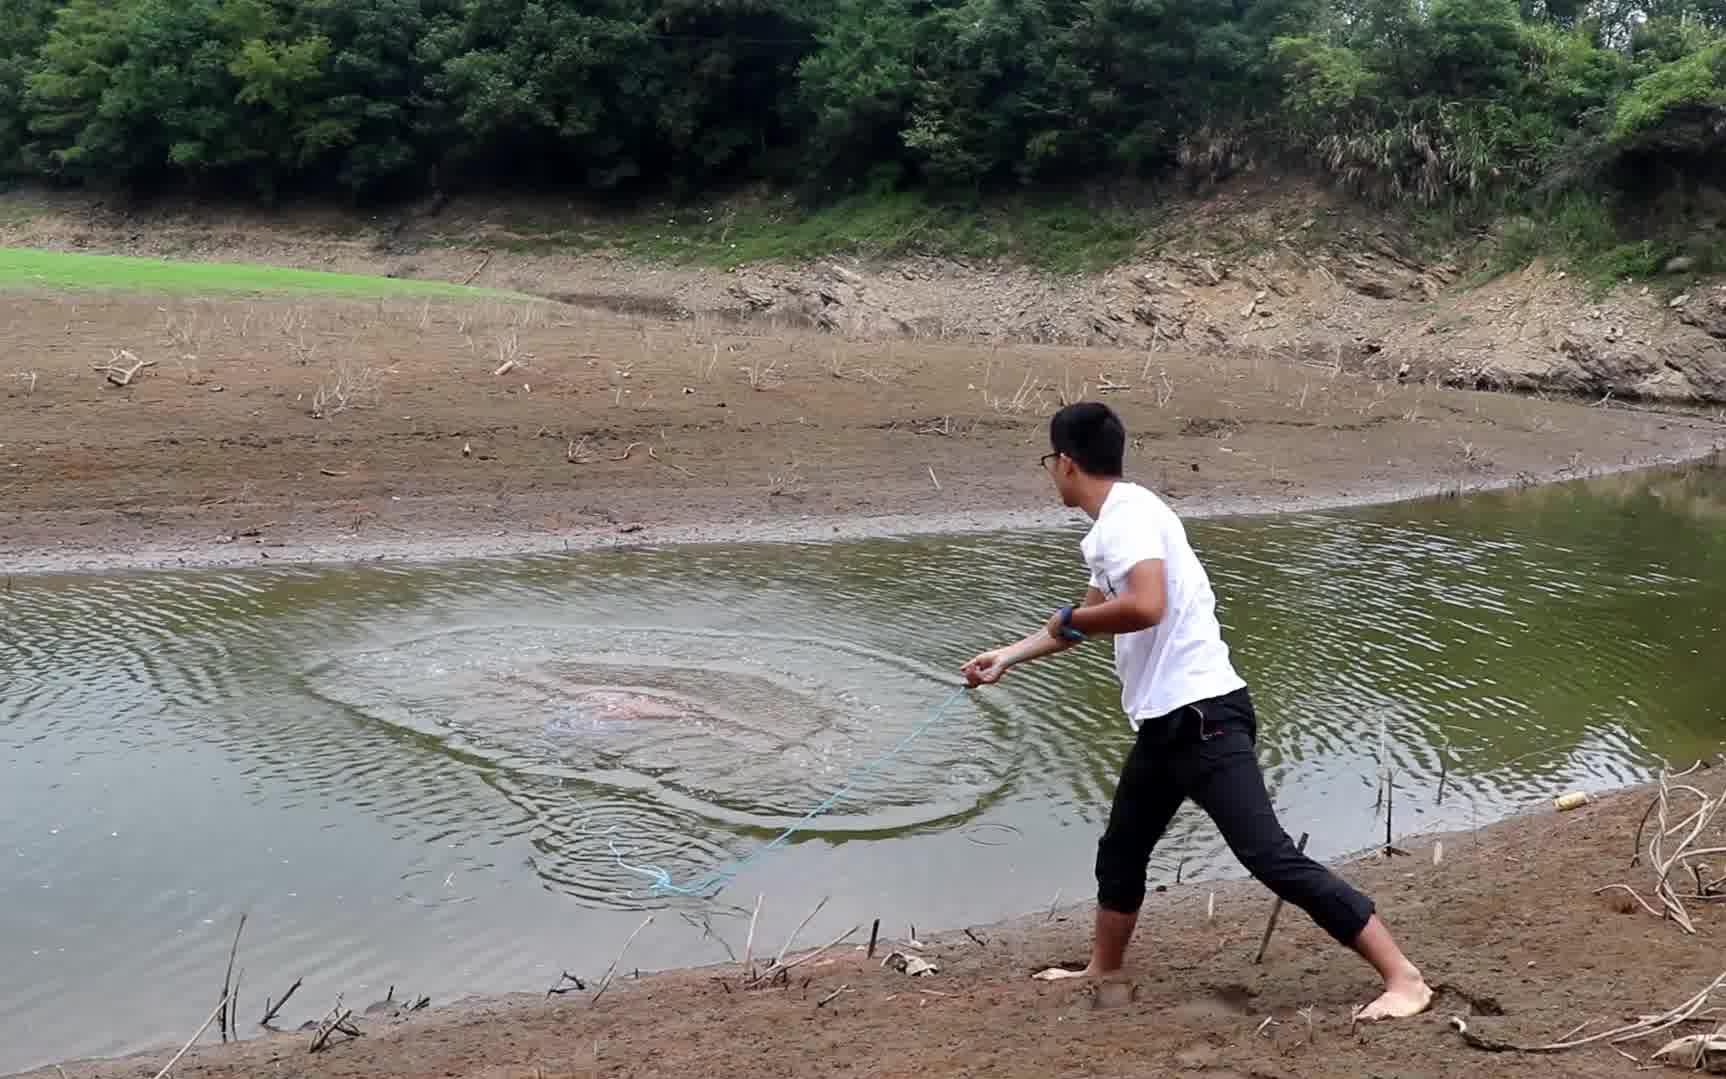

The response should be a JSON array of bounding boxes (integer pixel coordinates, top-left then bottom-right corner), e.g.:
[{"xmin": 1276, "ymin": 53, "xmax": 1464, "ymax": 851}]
[
  {"xmin": 5, "ymin": 291, "xmax": 1723, "ymax": 578},
  {"xmin": 17, "ymin": 775, "xmax": 1723, "ymax": 1079},
  {"xmin": 6, "ymin": 445, "xmax": 1720, "ymax": 577}
]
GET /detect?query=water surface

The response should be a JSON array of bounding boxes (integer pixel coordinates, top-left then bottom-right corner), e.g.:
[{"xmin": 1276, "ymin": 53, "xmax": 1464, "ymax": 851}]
[{"xmin": 3, "ymin": 465, "xmax": 1723, "ymax": 1071}]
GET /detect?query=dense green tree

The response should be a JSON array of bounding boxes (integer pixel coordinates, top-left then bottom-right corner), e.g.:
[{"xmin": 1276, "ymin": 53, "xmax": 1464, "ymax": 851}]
[
  {"xmin": 0, "ymin": 0, "xmax": 1720, "ymax": 228},
  {"xmin": 0, "ymin": 0, "xmax": 57, "ymax": 173}
]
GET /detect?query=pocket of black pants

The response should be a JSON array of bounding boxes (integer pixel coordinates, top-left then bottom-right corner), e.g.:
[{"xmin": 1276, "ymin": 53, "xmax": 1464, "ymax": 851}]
[{"xmin": 1201, "ymin": 694, "xmax": 1256, "ymax": 745}]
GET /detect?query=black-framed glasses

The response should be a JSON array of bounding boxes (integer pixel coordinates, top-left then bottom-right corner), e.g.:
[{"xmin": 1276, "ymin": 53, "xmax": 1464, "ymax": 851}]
[{"xmin": 1039, "ymin": 452, "xmax": 1061, "ymax": 470}]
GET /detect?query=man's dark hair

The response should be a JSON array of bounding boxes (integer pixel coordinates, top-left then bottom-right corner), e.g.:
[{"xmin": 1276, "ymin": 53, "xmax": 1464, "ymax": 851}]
[{"xmin": 1050, "ymin": 401, "xmax": 1126, "ymax": 477}]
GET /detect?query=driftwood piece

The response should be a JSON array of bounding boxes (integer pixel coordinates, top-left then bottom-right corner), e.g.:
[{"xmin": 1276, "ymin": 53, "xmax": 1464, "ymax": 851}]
[{"xmin": 92, "ymin": 350, "xmax": 157, "ymax": 387}]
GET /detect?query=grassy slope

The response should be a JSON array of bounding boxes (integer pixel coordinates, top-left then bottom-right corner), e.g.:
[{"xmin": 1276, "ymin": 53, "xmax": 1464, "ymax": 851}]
[
  {"xmin": 481, "ymin": 187, "xmax": 1722, "ymax": 291},
  {"xmin": 0, "ymin": 247, "xmax": 522, "ymax": 298},
  {"xmin": 449, "ymin": 191, "xmax": 1160, "ymax": 275}
]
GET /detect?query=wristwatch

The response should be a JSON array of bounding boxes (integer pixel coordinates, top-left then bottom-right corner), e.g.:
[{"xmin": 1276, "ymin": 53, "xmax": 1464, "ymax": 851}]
[{"xmin": 1054, "ymin": 605, "xmax": 1086, "ymax": 642}]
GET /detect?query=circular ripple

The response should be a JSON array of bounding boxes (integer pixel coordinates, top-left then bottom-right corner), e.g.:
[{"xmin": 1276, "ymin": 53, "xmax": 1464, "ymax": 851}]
[{"xmin": 302, "ymin": 623, "xmax": 1014, "ymax": 842}]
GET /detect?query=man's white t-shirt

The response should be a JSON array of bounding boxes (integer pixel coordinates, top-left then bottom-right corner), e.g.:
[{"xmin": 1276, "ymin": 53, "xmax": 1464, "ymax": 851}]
[{"xmin": 1080, "ymin": 481, "xmax": 1245, "ymax": 729}]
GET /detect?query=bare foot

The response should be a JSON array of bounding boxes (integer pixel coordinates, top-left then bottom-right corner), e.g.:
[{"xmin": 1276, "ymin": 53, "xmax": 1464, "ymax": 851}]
[
  {"xmin": 1353, "ymin": 972, "xmax": 1433, "ymax": 1022},
  {"xmin": 1032, "ymin": 965, "xmax": 1094, "ymax": 982}
]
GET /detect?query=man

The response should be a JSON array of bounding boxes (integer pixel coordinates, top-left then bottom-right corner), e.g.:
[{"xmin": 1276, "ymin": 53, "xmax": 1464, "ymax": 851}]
[{"xmin": 961, "ymin": 401, "xmax": 1431, "ymax": 1022}]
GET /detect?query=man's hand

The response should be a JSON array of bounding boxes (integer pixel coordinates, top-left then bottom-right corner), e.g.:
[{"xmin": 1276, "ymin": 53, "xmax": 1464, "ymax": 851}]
[
  {"xmin": 964, "ymin": 588, "xmax": 1104, "ymax": 687},
  {"xmin": 961, "ymin": 650, "xmax": 1011, "ymax": 687}
]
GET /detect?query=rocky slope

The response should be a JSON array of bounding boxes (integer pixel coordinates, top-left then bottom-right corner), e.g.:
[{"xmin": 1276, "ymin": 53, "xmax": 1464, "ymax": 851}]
[{"xmin": 4, "ymin": 181, "xmax": 1724, "ymax": 405}]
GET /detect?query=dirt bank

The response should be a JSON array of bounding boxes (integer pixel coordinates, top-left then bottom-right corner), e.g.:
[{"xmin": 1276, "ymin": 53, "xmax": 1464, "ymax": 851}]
[
  {"xmin": 21, "ymin": 772, "xmax": 1724, "ymax": 1079},
  {"xmin": 3, "ymin": 290, "xmax": 1721, "ymax": 575},
  {"xmin": 6, "ymin": 180, "xmax": 1726, "ymax": 405}
]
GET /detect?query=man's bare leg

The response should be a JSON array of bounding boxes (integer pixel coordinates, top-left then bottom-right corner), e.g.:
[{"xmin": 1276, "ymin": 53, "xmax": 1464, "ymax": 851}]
[
  {"xmin": 1034, "ymin": 906, "xmax": 1138, "ymax": 981},
  {"xmin": 1350, "ymin": 914, "xmax": 1432, "ymax": 1020}
]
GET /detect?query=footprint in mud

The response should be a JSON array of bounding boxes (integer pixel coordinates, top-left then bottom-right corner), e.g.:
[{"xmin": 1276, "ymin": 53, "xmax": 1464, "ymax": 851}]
[
  {"xmin": 1434, "ymin": 983, "xmax": 1506, "ymax": 1016},
  {"xmin": 1168, "ymin": 984, "xmax": 1257, "ymax": 1022},
  {"xmin": 1090, "ymin": 978, "xmax": 1140, "ymax": 1010}
]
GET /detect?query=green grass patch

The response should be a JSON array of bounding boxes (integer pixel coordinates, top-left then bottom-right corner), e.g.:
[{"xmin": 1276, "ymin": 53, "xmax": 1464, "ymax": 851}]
[
  {"xmin": 468, "ymin": 190, "xmax": 1152, "ymax": 274},
  {"xmin": 0, "ymin": 247, "xmax": 524, "ymax": 299}
]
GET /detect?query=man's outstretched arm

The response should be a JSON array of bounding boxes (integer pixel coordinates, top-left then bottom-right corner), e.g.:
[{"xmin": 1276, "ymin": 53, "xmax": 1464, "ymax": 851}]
[{"xmin": 961, "ymin": 587, "xmax": 1105, "ymax": 686}]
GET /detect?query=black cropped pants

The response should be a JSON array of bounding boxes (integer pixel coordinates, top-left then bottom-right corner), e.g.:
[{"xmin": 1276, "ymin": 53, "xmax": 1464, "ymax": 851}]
[{"xmin": 1095, "ymin": 686, "xmax": 1375, "ymax": 946}]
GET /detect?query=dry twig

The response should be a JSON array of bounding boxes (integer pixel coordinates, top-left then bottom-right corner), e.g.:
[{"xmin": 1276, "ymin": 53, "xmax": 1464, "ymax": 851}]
[
  {"xmin": 773, "ymin": 897, "xmax": 828, "ymax": 971},
  {"xmin": 742, "ymin": 894, "xmax": 763, "ymax": 980},
  {"xmin": 1254, "ymin": 833, "xmax": 1309, "ymax": 963},
  {"xmin": 218, "ymin": 914, "xmax": 246, "ymax": 1041},
  {"xmin": 462, "ymin": 252, "xmax": 492, "ymax": 286},
  {"xmin": 591, "ymin": 916, "xmax": 653, "ymax": 1006},
  {"xmin": 308, "ymin": 1006, "xmax": 360, "ymax": 1053},
  {"xmin": 649, "ymin": 447, "xmax": 695, "ymax": 478},
  {"xmin": 151, "ymin": 993, "xmax": 229, "ymax": 1079},
  {"xmin": 745, "ymin": 923, "xmax": 860, "ymax": 988}
]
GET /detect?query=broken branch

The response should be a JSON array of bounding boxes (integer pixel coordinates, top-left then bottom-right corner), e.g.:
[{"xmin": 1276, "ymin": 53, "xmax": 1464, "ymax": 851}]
[{"xmin": 260, "ymin": 977, "xmax": 303, "ymax": 1028}]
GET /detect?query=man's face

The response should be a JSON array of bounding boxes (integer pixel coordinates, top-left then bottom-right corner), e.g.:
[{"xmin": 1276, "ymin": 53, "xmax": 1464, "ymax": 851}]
[{"xmin": 1041, "ymin": 451, "xmax": 1079, "ymax": 507}]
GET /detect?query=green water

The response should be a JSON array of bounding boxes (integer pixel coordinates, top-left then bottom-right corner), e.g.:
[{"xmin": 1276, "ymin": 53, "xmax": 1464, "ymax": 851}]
[{"xmin": 2, "ymin": 464, "xmax": 1722, "ymax": 1071}]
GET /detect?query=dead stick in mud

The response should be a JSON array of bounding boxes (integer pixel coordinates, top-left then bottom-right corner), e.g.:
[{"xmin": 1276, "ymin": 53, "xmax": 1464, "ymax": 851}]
[
  {"xmin": 774, "ymin": 896, "xmax": 830, "ymax": 971},
  {"xmin": 1254, "ymin": 833, "xmax": 1310, "ymax": 964},
  {"xmin": 218, "ymin": 913, "xmax": 247, "ymax": 1041},
  {"xmin": 591, "ymin": 916, "xmax": 653, "ymax": 1006},
  {"xmin": 742, "ymin": 894, "xmax": 763, "ymax": 979},
  {"xmin": 151, "ymin": 992, "xmax": 229, "ymax": 1079},
  {"xmin": 610, "ymin": 442, "xmax": 642, "ymax": 462},
  {"xmin": 745, "ymin": 924, "xmax": 860, "ymax": 988},
  {"xmin": 309, "ymin": 1008, "xmax": 359, "ymax": 1053},
  {"xmin": 261, "ymin": 977, "xmax": 303, "ymax": 1027},
  {"xmin": 461, "ymin": 252, "xmax": 492, "ymax": 286},
  {"xmin": 1436, "ymin": 755, "xmax": 1449, "ymax": 806},
  {"xmin": 867, "ymin": 918, "xmax": 880, "ymax": 959},
  {"xmin": 648, "ymin": 446, "xmax": 695, "ymax": 478},
  {"xmin": 1386, "ymin": 778, "xmax": 1394, "ymax": 850}
]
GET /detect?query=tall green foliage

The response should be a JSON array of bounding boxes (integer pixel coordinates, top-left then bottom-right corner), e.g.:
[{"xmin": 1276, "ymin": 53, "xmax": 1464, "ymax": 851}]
[{"xmin": 0, "ymin": 0, "xmax": 1720, "ymax": 235}]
